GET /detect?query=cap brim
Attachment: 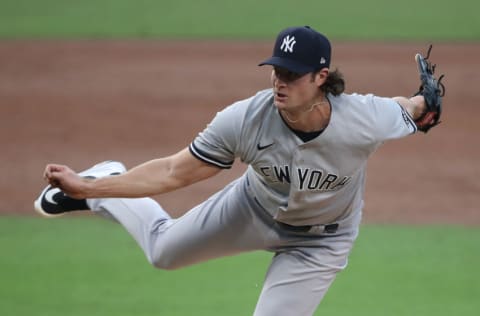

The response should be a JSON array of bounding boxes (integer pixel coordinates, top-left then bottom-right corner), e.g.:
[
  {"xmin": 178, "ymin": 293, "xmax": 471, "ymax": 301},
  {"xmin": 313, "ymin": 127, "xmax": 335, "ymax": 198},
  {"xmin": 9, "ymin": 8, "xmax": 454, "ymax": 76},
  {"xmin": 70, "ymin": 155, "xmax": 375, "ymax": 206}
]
[{"xmin": 258, "ymin": 56, "xmax": 314, "ymax": 75}]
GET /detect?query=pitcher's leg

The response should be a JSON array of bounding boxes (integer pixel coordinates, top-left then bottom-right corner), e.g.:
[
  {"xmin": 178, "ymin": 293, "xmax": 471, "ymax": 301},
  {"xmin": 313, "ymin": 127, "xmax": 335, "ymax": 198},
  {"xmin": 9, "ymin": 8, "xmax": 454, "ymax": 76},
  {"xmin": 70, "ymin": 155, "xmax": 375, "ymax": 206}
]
[
  {"xmin": 88, "ymin": 178, "xmax": 269, "ymax": 270},
  {"xmin": 147, "ymin": 188, "xmax": 267, "ymax": 269},
  {"xmin": 253, "ymin": 250, "xmax": 338, "ymax": 316},
  {"xmin": 87, "ymin": 197, "xmax": 172, "ymax": 264},
  {"xmin": 253, "ymin": 231, "xmax": 358, "ymax": 316}
]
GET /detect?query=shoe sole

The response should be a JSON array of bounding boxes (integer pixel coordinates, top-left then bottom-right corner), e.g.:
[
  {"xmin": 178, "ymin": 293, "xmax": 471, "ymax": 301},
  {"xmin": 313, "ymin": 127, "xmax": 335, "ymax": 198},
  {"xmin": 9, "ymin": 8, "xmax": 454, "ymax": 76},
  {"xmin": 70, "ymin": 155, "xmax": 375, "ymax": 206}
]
[{"xmin": 34, "ymin": 161, "xmax": 126, "ymax": 218}]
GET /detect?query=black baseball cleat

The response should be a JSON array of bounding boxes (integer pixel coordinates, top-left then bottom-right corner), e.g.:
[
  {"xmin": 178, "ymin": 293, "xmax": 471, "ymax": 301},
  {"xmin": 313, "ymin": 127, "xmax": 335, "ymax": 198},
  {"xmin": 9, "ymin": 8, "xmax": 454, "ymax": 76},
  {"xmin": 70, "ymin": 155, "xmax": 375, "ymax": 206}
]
[{"xmin": 34, "ymin": 161, "xmax": 126, "ymax": 217}]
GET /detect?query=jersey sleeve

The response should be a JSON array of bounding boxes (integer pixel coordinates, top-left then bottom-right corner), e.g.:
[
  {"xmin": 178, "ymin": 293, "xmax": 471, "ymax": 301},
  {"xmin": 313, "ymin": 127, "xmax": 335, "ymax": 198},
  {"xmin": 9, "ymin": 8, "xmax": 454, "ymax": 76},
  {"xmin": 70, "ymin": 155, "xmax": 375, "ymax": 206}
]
[
  {"xmin": 366, "ymin": 94, "xmax": 417, "ymax": 141},
  {"xmin": 189, "ymin": 101, "xmax": 246, "ymax": 169}
]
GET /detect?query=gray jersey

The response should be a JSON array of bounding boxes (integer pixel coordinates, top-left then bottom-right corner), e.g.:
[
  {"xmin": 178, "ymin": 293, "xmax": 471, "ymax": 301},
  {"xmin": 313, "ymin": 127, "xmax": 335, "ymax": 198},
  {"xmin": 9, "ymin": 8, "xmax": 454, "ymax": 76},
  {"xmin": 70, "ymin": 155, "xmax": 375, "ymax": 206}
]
[{"xmin": 190, "ymin": 89, "xmax": 416, "ymax": 226}]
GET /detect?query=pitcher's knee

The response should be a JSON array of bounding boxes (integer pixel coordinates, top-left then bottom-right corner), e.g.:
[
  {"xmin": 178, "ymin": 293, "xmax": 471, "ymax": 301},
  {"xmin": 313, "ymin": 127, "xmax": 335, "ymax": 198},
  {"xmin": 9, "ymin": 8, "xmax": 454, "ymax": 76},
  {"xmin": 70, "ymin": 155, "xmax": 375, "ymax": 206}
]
[
  {"xmin": 151, "ymin": 257, "xmax": 182, "ymax": 270},
  {"xmin": 148, "ymin": 249, "xmax": 187, "ymax": 271}
]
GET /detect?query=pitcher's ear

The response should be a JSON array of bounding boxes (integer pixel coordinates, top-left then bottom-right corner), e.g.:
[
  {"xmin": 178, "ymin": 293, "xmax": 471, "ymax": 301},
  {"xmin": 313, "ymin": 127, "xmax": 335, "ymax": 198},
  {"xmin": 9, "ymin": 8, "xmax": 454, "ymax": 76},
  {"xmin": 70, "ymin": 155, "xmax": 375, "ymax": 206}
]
[{"xmin": 314, "ymin": 68, "xmax": 329, "ymax": 86}]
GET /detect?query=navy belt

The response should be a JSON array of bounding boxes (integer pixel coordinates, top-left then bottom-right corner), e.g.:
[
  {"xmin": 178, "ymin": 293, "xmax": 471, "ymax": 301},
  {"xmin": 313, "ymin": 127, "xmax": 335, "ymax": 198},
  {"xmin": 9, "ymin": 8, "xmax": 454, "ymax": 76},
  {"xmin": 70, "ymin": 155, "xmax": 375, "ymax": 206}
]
[{"xmin": 275, "ymin": 221, "xmax": 339, "ymax": 234}]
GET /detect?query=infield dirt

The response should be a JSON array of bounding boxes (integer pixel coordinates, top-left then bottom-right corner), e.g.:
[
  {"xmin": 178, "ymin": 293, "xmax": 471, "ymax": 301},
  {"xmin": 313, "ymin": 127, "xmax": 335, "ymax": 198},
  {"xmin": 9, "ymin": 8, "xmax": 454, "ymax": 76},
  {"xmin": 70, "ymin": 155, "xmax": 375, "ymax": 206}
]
[{"xmin": 1, "ymin": 40, "xmax": 478, "ymax": 225}]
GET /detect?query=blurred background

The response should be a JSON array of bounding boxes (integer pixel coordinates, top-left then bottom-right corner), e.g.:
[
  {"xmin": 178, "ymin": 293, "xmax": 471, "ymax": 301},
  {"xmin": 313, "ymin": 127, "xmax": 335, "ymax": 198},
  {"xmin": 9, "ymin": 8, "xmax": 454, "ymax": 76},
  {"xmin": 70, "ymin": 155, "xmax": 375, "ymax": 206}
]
[{"xmin": 0, "ymin": 1, "xmax": 479, "ymax": 315}]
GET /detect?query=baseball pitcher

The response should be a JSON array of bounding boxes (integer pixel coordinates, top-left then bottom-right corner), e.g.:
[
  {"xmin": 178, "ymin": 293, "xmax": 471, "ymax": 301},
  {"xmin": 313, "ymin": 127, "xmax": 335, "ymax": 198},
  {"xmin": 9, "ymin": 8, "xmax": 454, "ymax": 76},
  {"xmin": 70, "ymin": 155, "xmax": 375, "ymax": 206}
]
[{"xmin": 34, "ymin": 26, "xmax": 444, "ymax": 315}]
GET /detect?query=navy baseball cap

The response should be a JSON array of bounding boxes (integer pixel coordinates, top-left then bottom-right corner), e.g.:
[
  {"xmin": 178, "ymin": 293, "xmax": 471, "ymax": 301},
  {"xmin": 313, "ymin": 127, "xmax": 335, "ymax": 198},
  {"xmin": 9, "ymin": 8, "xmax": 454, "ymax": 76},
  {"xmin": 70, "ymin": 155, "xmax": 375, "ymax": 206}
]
[{"xmin": 259, "ymin": 26, "xmax": 331, "ymax": 75}]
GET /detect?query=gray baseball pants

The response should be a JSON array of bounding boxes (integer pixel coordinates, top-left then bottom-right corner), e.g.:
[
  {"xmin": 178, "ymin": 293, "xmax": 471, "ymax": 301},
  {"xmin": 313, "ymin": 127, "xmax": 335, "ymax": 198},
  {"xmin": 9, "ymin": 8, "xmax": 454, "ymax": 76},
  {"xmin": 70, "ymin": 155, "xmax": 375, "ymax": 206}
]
[{"xmin": 87, "ymin": 175, "xmax": 360, "ymax": 316}]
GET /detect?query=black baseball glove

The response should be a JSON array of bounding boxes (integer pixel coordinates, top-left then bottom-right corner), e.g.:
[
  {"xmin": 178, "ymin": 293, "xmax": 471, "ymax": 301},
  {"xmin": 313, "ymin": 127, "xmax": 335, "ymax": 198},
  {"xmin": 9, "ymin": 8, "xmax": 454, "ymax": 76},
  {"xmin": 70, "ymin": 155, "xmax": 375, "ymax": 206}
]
[{"xmin": 413, "ymin": 45, "xmax": 445, "ymax": 133}]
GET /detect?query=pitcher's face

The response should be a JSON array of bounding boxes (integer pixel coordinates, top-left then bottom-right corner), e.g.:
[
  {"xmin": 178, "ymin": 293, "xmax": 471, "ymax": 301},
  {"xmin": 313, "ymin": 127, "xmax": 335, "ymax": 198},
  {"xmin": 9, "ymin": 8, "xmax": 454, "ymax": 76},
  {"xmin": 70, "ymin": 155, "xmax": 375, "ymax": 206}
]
[{"xmin": 271, "ymin": 67, "xmax": 328, "ymax": 111}]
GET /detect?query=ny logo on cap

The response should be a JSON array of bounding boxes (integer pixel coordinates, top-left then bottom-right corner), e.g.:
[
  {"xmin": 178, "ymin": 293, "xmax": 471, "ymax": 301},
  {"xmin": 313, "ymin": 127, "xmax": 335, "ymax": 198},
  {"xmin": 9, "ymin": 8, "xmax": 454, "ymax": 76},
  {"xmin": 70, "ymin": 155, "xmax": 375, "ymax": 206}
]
[{"xmin": 280, "ymin": 35, "xmax": 296, "ymax": 53}]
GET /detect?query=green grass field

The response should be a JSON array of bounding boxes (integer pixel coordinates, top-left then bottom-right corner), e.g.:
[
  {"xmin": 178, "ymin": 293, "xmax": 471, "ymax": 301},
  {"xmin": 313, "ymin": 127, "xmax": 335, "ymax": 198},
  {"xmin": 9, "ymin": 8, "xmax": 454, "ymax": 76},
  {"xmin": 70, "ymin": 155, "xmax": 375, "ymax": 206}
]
[
  {"xmin": 0, "ymin": 217, "xmax": 478, "ymax": 316},
  {"xmin": 0, "ymin": 0, "xmax": 479, "ymax": 40}
]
